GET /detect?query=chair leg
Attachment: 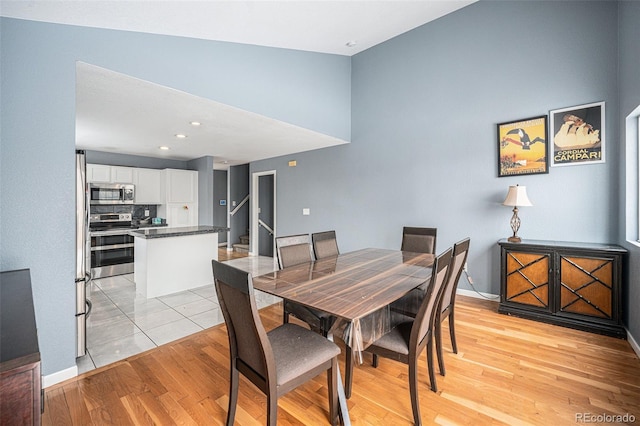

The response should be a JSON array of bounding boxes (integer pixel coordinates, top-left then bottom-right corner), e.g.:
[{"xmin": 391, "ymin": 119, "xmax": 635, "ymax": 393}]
[
  {"xmin": 345, "ymin": 346, "xmax": 353, "ymax": 399},
  {"xmin": 449, "ymin": 311, "xmax": 458, "ymax": 354},
  {"xmin": 409, "ymin": 354, "xmax": 422, "ymax": 426},
  {"xmin": 372, "ymin": 353, "xmax": 379, "ymax": 368},
  {"xmin": 327, "ymin": 358, "xmax": 338, "ymax": 426},
  {"xmin": 283, "ymin": 309, "xmax": 289, "ymax": 324},
  {"xmin": 226, "ymin": 368, "xmax": 239, "ymax": 426},
  {"xmin": 426, "ymin": 336, "xmax": 438, "ymax": 393},
  {"xmin": 267, "ymin": 393, "xmax": 278, "ymax": 426},
  {"xmin": 435, "ymin": 320, "xmax": 445, "ymax": 376}
]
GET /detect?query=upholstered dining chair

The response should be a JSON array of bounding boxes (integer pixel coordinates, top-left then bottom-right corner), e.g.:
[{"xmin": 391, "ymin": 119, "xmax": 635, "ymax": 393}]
[
  {"xmin": 312, "ymin": 230, "xmax": 340, "ymax": 259},
  {"xmin": 275, "ymin": 234, "xmax": 334, "ymax": 335},
  {"xmin": 401, "ymin": 227, "xmax": 438, "ymax": 254},
  {"xmin": 345, "ymin": 247, "xmax": 453, "ymax": 426},
  {"xmin": 434, "ymin": 238, "xmax": 470, "ymax": 376},
  {"xmin": 212, "ymin": 260, "xmax": 340, "ymax": 426}
]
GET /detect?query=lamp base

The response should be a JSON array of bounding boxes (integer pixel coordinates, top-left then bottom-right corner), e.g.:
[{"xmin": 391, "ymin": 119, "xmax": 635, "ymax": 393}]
[{"xmin": 507, "ymin": 236, "xmax": 522, "ymax": 243}]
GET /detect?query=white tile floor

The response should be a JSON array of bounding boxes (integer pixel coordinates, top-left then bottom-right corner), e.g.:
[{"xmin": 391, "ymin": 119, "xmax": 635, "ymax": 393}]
[{"xmin": 77, "ymin": 255, "xmax": 279, "ymax": 374}]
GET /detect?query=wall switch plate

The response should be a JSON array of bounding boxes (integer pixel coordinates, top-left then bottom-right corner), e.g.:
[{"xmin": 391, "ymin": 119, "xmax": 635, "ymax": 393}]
[
  {"xmin": 144, "ymin": 209, "xmax": 150, "ymax": 216},
  {"xmin": 303, "ymin": 208, "xmax": 310, "ymax": 215}
]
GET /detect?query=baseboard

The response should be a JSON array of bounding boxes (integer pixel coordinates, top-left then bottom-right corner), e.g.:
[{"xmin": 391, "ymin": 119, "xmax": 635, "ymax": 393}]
[
  {"xmin": 43, "ymin": 365, "xmax": 78, "ymax": 388},
  {"xmin": 627, "ymin": 329, "xmax": 640, "ymax": 359},
  {"xmin": 456, "ymin": 288, "xmax": 500, "ymax": 301}
]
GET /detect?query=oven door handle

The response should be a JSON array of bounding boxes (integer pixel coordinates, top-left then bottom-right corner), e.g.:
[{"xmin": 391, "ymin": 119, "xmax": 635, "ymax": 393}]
[{"xmin": 91, "ymin": 243, "xmax": 134, "ymax": 251}]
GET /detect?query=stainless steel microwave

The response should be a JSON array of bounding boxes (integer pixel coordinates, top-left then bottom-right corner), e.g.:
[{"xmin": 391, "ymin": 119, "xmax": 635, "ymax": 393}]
[{"xmin": 89, "ymin": 184, "xmax": 135, "ymax": 205}]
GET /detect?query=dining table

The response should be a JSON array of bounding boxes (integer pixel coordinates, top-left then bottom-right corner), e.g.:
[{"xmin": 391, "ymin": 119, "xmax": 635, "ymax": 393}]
[{"xmin": 252, "ymin": 247, "xmax": 435, "ymax": 425}]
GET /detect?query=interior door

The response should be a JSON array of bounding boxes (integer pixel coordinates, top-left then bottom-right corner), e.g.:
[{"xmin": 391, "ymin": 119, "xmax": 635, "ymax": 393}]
[
  {"xmin": 258, "ymin": 174, "xmax": 274, "ymax": 256},
  {"xmin": 251, "ymin": 170, "xmax": 276, "ymax": 257}
]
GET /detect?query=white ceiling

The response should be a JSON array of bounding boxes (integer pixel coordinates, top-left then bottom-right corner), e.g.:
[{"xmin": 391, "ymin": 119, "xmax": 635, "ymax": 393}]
[{"xmin": 1, "ymin": 0, "xmax": 476, "ymax": 168}]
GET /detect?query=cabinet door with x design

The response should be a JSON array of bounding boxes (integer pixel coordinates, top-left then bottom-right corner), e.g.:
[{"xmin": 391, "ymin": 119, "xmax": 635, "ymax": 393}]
[{"xmin": 499, "ymin": 239, "xmax": 626, "ymax": 338}]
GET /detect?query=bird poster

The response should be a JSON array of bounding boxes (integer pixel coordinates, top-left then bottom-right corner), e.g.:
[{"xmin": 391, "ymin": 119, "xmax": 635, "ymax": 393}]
[
  {"xmin": 549, "ymin": 101, "xmax": 605, "ymax": 167},
  {"xmin": 497, "ymin": 115, "xmax": 549, "ymax": 177}
]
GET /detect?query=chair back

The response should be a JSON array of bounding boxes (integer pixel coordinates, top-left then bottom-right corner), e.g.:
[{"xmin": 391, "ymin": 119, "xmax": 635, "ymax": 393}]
[
  {"xmin": 440, "ymin": 238, "xmax": 470, "ymax": 313},
  {"xmin": 312, "ymin": 230, "xmax": 339, "ymax": 259},
  {"xmin": 275, "ymin": 234, "xmax": 315, "ymax": 269},
  {"xmin": 212, "ymin": 260, "xmax": 275, "ymax": 387},
  {"xmin": 411, "ymin": 247, "xmax": 452, "ymax": 346},
  {"xmin": 401, "ymin": 227, "xmax": 437, "ymax": 254}
]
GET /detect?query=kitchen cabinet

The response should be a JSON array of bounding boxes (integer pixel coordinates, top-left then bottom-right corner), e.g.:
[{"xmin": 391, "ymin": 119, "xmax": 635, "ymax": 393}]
[
  {"xmin": 111, "ymin": 166, "xmax": 134, "ymax": 183},
  {"xmin": 163, "ymin": 169, "xmax": 198, "ymax": 203},
  {"xmin": 158, "ymin": 169, "xmax": 198, "ymax": 227},
  {"xmin": 133, "ymin": 168, "xmax": 162, "ymax": 204},
  {"xmin": 1, "ymin": 269, "xmax": 42, "ymax": 426},
  {"xmin": 498, "ymin": 239, "xmax": 626, "ymax": 338},
  {"xmin": 86, "ymin": 164, "xmax": 111, "ymax": 183},
  {"xmin": 87, "ymin": 164, "xmax": 134, "ymax": 184}
]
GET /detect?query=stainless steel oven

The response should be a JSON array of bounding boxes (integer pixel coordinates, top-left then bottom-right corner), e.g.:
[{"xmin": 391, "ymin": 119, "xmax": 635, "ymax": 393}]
[{"xmin": 89, "ymin": 213, "xmax": 135, "ymax": 278}]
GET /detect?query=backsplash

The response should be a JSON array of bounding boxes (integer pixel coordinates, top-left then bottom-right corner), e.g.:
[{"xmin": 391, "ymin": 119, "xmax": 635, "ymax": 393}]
[{"xmin": 90, "ymin": 204, "xmax": 158, "ymax": 220}]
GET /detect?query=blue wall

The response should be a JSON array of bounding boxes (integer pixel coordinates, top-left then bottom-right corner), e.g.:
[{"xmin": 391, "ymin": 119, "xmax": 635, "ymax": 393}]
[
  {"xmin": 618, "ymin": 0, "xmax": 640, "ymax": 341},
  {"xmin": 252, "ymin": 1, "xmax": 620, "ymax": 291},
  {"xmin": 0, "ymin": 18, "xmax": 350, "ymax": 376}
]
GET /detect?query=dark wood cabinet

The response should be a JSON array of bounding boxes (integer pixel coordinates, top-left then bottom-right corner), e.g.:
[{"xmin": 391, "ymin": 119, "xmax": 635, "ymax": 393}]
[
  {"xmin": 498, "ymin": 239, "xmax": 626, "ymax": 338},
  {"xmin": 1, "ymin": 269, "xmax": 42, "ymax": 425}
]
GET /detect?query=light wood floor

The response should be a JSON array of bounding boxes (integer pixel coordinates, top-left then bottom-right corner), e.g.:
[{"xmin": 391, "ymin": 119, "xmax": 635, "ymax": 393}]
[{"xmin": 44, "ymin": 294, "xmax": 640, "ymax": 425}]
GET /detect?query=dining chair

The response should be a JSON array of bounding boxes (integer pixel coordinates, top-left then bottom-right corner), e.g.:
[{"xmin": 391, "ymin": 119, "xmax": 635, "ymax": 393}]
[
  {"xmin": 401, "ymin": 227, "xmax": 438, "ymax": 254},
  {"xmin": 344, "ymin": 247, "xmax": 453, "ymax": 426},
  {"xmin": 312, "ymin": 230, "xmax": 340, "ymax": 259},
  {"xmin": 276, "ymin": 234, "xmax": 356, "ymax": 399},
  {"xmin": 212, "ymin": 260, "xmax": 340, "ymax": 426},
  {"xmin": 275, "ymin": 234, "xmax": 334, "ymax": 335},
  {"xmin": 434, "ymin": 237, "xmax": 470, "ymax": 376}
]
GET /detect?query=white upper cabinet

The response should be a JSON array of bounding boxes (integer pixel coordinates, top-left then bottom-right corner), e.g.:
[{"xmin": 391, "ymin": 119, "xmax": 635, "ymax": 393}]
[
  {"xmin": 111, "ymin": 166, "xmax": 134, "ymax": 183},
  {"xmin": 133, "ymin": 168, "xmax": 162, "ymax": 204},
  {"xmin": 87, "ymin": 164, "xmax": 134, "ymax": 184},
  {"xmin": 163, "ymin": 169, "xmax": 198, "ymax": 204},
  {"xmin": 86, "ymin": 164, "xmax": 112, "ymax": 183}
]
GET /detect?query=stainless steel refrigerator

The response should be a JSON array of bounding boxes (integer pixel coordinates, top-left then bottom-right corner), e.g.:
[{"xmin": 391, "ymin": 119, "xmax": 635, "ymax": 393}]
[{"xmin": 75, "ymin": 150, "xmax": 91, "ymax": 357}]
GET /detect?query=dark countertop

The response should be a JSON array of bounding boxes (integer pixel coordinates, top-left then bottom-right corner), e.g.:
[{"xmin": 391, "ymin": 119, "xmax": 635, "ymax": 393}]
[{"xmin": 131, "ymin": 225, "xmax": 229, "ymax": 239}]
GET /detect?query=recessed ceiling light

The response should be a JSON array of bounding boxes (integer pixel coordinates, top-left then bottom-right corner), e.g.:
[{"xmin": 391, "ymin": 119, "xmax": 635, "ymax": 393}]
[
  {"xmin": 345, "ymin": 40, "xmax": 357, "ymax": 48},
  {"xmin": 190, "ymin": 121, "xmax": 201, "ymax": 126},
  {"xmin": 159, "ymin": 146, "xmax": 170, "ymax": 150},
  {"xmin": 175, "ymin": 134, "xmax": 187, "ymax": 139}
]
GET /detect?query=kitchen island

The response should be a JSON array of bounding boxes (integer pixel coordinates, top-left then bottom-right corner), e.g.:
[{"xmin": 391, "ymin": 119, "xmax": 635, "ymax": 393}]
[{"xmin": 131, "ymin": 225, "xmax": 228, "ymax": 298}]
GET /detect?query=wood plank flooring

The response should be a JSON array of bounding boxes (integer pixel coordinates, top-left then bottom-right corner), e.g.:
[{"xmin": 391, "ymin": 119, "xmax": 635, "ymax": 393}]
[{"xmin": 44, "ymin": 295, "xmax": 640, "ymax": 425}]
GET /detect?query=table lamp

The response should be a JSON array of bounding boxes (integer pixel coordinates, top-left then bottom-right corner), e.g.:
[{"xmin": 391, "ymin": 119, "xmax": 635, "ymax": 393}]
[{"xmin": 502, "ymin": 184, "xmax": 532, "ymax": 243}]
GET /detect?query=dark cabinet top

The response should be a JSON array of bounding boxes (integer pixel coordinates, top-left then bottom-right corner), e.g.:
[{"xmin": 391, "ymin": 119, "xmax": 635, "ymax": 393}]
[
  {"xmin": 1, "ymin": 268, "xmax": 40, "ymax": 365},
  {"xmin": 498, "ymin": 238, "xmax": 627, "ymax": 254}
]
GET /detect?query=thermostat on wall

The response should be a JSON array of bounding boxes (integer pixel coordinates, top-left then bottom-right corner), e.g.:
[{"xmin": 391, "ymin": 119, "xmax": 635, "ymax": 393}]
[{"xmin": 220, "ymin": 200, "xmax": 227, "ymax": 206}]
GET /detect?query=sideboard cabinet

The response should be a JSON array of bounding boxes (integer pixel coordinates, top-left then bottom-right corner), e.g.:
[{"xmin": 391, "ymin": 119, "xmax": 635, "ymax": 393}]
[
  {"xmin": 498, "ymin": 239, "xmax": 626, "ymax": 338},
  {"xmin": 0, "ymin": 269, "xmax": 42, "ymax": 425}
]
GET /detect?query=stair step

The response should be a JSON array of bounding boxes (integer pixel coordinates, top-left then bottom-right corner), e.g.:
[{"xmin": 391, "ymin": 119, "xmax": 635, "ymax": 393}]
[
  {"xmin": 239, "ymin": 235, "xmax": 250, "ymax": 244},
  {"xmin": 233, "ymin": 243, "xmax": 250, "ymax": 253}
]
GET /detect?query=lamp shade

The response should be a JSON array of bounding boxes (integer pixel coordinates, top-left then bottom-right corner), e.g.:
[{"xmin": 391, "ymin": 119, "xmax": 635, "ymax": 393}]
[{"xmin": 502, "ymin": 185, "xmax": 532, "ymax": 207}]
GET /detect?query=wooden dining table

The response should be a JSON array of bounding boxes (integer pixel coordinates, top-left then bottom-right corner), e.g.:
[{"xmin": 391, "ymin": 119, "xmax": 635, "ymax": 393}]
[{"xmin": 252, "ymin": 248, "xmax": 435, "ymax": 425}]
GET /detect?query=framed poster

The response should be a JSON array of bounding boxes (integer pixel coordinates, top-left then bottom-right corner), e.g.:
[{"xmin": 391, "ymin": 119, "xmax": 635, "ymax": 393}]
[
  {"xmin": 497, "ymin": 115, "xmax": 548, "ymax": 177},
  {"xmin": 549, "ymin": 101, "xmax": 605, "ymax": 167}
]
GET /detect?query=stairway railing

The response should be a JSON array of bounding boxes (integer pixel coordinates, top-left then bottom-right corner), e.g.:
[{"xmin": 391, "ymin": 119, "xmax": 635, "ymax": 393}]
[
  {"xmin": 230, "ymin": 194, "xmax": 249, "ymax": 216},
  {"xmin": 258, "ymin": 219, "xmax": 274, "ymax": 236}
]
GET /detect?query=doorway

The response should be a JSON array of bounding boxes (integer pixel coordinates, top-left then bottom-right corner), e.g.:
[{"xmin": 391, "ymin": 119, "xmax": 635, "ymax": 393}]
[{"xmin": 251, "ymin": 170, "xmax": 276, "ymax": 257}]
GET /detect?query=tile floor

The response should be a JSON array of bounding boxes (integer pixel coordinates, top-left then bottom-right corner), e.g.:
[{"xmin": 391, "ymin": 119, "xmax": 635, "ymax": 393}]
[{"xmin": 77, "ymin": 255, "xmax": 279, "ymax": 374}]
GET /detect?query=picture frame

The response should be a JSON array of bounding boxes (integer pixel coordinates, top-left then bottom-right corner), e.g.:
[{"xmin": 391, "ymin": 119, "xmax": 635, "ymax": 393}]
[
  {"xmin": 549, "ymin": 101, "xmax": 605, "ymax": 167},
  {"xmin": 497, "ymin": 115, "xmax": 549, "ymax": 177}
]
